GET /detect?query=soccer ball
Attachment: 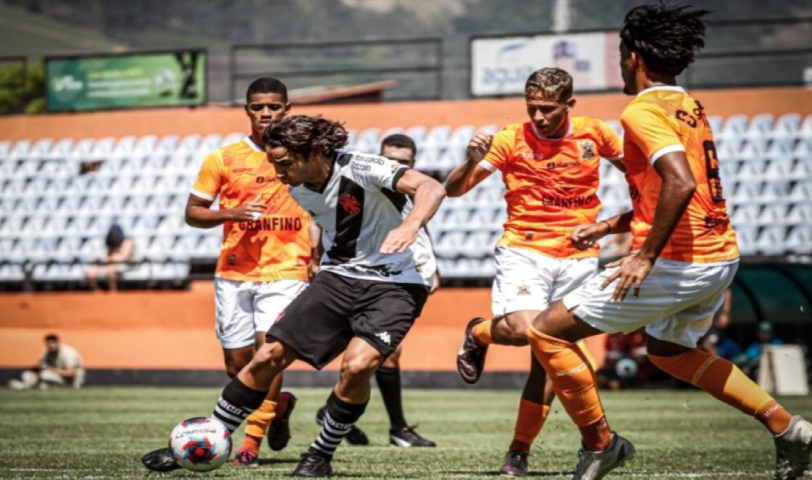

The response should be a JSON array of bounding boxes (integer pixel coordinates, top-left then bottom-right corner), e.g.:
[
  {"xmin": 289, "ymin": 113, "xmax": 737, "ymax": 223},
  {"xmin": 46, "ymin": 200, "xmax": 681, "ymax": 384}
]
[{"xmin": 169, "ymin": 417, "xmax": 232, "ymax": 472}]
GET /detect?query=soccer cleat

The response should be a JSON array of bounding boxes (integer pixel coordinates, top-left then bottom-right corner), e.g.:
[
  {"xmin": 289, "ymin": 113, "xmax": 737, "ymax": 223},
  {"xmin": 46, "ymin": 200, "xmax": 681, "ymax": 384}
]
[
  {"xmin": 500, "ymin": 450, "xmax": 529, "ymax": 477},
  {"xmin": 774, "ymin": 415, "xmax": 812, "ymax": 480},
  {"xmin": 389, "ymin": 426, "xmax": 436, "ymax": 447},
  {"xmin": 140, "ymin": 447, "xmax": 181, "ymax": 473},
  {"xmin": 315, "ymin": 406, "xmax": 369, "ymax": 446},
  {"xmin": 571, "ymin": 433, "xmax": 635, "ymax": 480},
  {"xmin": 231, "ymin": 448, "xmax": 259, "ymax": 467},
  {"xmin": 268, "ymin": 391, "xmax": 298, "ymax": 451},
  {"xmin": 457, "ymin": 317, "xmax": 489, "ymax": 384},
  {"xmin": 291, "ymin": 450, "xmax": 333, "ymax": 477}
]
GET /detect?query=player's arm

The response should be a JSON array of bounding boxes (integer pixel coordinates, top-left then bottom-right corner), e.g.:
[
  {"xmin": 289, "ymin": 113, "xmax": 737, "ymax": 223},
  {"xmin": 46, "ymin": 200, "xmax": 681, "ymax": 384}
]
[
  {"xmin": 381, "ymin": 170, "xmax": 446, "ymax": 254},
  {"xmin": 444, "ymin": 132, "xmax": 497, "ymax": 197},
  {"xmin": 185, "ymin": 194, "xmax": 267, "ymax": 228},
  {"xmin": 308, "ymin": 220, "xmax": 323, "ymax": 280},
  {"xmin": 571, "ymin": 210, "xmax": 634, "ymax": 250},
  {"xmin": 597, "ymin": 120, "xmax": 626, "ymax": 173},
  {"xmin": 606, "ymin": 156, "xmax": 626, "ymax": 173}
]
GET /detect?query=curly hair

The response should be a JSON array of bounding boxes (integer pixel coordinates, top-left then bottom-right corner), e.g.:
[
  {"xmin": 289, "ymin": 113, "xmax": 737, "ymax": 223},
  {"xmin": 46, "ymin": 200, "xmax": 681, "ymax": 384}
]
[
  {"xmin": 620, "ymin": 1, "xmax": 710, "ymax": 76},
  {"xmin": 263, "ymin": 115, "xmax": 349, "ymax": 159},
  {"xmin": 525, "ymin": 67, "xmax": 573, "ymax": 102}
]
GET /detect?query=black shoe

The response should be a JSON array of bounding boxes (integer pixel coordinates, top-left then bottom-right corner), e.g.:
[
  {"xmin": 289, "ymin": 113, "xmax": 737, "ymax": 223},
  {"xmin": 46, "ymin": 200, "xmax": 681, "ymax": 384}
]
[
  {"xmin": 457, "ymin": 317, "xmax": 489, "ymax": 384},
  {"xmin": 140, "ymin": 447, "xmax": 180, "ymax": 472},
  {"xmin": 389, "ymin": 426, "xmax": 436, "ymax": 447},
  {"xmin": 268, "ymin": 391, "xmax": 298, "ymax": 452},
  {"xmin": 315, "ymin": 406, "xmax": 369, "ymax": 446},
  {"xmin": 291, "ymin": 450, "xmax": 333, "ymax": 477},
  {"xmin": 500, "ymin": 450, "xmax": 529, "ymax": 477}
]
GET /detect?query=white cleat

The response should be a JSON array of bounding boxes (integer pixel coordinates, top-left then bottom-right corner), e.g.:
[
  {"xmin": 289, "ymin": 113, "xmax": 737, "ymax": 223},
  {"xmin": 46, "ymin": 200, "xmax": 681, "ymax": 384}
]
[
  {"xmin": 7, "ymin": 379, "xmax": 26, "ymax": 390},
  {"xmin": 572, "ymin": 433, "xmax": 635, "ymax": 480},
  {"xmin": 774, "ymin": 415, "xmax": 812, "ymax": 480}
]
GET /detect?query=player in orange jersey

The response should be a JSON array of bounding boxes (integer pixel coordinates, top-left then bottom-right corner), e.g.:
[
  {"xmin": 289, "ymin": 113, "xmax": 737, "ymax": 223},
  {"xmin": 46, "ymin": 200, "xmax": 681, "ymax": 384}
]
[
  {"xmin": 446, "ymin": 67, "xmax": 624, "ymax": 476},
  {"xmin": 525, "ymin": 4, "xmax": 811, "ymax": 479},
  {"xmin": 141, "ymin": 78, "xmax": 318, "ymax": 471}
]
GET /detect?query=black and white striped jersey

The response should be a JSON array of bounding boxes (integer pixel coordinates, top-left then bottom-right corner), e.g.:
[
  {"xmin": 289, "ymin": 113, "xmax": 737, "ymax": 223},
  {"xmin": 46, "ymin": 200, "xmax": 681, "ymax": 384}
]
[{"xmin": 289, "ymin": 151, "xmax": 435, "ymax": 287}]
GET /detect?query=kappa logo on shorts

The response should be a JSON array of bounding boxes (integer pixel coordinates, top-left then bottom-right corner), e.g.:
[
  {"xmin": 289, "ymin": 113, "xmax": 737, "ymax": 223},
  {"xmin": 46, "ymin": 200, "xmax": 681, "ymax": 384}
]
[
  {"xmin": 375, "ymin": 331, "xmax": 392, "ymax": 346},
  {"xmin": 339, "ymin": 193, "xmax": 362, "ymax": 215}
]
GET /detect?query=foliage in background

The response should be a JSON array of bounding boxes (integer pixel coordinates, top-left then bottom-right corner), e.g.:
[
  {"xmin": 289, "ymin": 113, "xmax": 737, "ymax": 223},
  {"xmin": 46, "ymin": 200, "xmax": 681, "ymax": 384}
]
[{"xmin": 0, "ymin": 61, "xmax": 45, "ymax": 115}]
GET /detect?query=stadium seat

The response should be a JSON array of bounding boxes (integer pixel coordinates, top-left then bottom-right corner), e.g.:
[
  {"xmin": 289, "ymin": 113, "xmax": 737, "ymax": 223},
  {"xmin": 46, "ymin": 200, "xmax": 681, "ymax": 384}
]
[
  {"xmin": 785, "ymin": 226, "xmax": 812, "ymax": 254},
  {"xmin": 755, "ymin": 226, "xmax": 788, "ymax": 256}
]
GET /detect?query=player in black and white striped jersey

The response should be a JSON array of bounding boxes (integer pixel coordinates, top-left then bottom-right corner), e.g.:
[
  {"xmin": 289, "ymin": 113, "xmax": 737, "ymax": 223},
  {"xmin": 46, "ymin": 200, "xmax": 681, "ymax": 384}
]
[{"xmin": 210, "ymin": 116, "xmax": 446, "ymax": 478}]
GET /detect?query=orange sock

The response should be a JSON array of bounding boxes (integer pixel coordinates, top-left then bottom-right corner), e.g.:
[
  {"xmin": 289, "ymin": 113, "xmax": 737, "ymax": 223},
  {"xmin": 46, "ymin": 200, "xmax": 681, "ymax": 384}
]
[
  {"xmin": 649, "ymin": 350, "xmax": 793, "ymax": 435},
  {"xmin": 509, "ymin": 399, "xmax": 550, "ymax": 453},
  {"xmin": 472, "ymin": 319, "xmax": 494, "ymax": 346},
  {"xmin": 240, "ymin": 399, "xmax": 277, "ymax": 453},
  {"xmin": 527, "ymin": 325, "xmax": 611, "ymax": 451}
]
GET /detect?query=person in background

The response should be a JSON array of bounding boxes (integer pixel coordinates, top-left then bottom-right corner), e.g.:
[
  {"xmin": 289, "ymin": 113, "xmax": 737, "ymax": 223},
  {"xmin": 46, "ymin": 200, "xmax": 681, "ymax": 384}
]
[
  {"xmin": 85, "ymin": 224, "xmax": 135, "ymax": 291},
  {"xmin": 596, "ymin": 330, "xmax": 651, "ymax": 391},
  {"xmin": 8, "ymin": 334, "xmax": 85, "ymax": 390},
  {"xmin": 699, "ymin": 288, "xmax": 741, "ymax": 360},
  {"xmin": 741, "ymin": 322, "xmax": 785, "ymax": 379}
]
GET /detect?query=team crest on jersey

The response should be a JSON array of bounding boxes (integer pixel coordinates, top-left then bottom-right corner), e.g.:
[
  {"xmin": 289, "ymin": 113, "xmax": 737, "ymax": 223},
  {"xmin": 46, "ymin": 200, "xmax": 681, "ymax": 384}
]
[
  {"xmin": 517, "ymin": 283, "xmax": 531, "ymax": 296},
  {"xmin": 339, "ymin": 194, "xmax": 362, "ymax": 215},
  {"xmin": 579, "ymin": 141, "xmax": 596, "ymax": 160}
]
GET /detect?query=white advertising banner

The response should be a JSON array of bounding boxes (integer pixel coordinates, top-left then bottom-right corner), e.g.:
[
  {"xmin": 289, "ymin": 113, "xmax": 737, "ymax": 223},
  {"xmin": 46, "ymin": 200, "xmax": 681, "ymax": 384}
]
[{"xmin": 471, "ymin": 32, "xmax": 623, "ymax": 96}]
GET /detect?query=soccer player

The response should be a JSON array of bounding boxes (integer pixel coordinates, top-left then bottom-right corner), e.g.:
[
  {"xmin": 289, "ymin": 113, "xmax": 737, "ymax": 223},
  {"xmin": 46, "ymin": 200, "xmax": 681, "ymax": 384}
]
[
  {"xmin": 205, "ymin": 115, "xmax": 445, "ymax": 477},
  {"xmin": 141, "ymin": 78, "xmax": 315, "ymax": 471},
  {"xmin": 524, "ymin": 4, "xmax": 812, "ymax": 480},
  {"xmin": 313, "ymin": 133, "xmax": 438, "ymax": 448},
  {"xmin": 446, "ymin": 67, "xmax": 623, "ymax": 477}
]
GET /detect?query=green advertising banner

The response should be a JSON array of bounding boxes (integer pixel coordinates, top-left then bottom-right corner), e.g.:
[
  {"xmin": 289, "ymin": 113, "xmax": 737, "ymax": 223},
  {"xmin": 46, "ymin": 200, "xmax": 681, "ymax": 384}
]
[{"xmin": 46, "ymin": 50, "xmax": 206, "ymax": 112}]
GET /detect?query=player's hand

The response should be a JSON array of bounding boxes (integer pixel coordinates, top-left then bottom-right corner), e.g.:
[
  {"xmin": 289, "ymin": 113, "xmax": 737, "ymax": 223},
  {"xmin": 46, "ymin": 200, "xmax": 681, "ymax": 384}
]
[
  {"xmin": 571, "ymin": 222, "xmax": 610, "ymax": 250},
  {"xmin": 467, "ymin": 132, "xmax": 493, "ymax": 163},
  {"xmin": 600, "ymin": 253, "xmax": 654, "ymax": 302},
  {"xmin": 227, "ymin": 196, "xmax": 267, "ymax": 222},
  {"xmin": 307, "ymin": 260, "xmax": 319, "ymax": 281},
  {"xmin": 380, "ymin": 223, "xmax": 419, "ymax": 254},
  {"xmin": 429, "ymin": 271, "xmax": 440, "ymax": 294}
]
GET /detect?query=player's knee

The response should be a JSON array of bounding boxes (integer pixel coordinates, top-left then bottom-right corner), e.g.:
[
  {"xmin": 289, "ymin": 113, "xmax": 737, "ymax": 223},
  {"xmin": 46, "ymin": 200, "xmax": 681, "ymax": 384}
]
[
  {"xmin": 341, "ymin": 353, "xmax": 380, "ymax": 381},
  {"xmin": 251, "ymin": 342, "xmax": 286, "ymax": 369},
  {"xmin": 382, "ymin": 345, "xmax": 402, "ymax": 368}
]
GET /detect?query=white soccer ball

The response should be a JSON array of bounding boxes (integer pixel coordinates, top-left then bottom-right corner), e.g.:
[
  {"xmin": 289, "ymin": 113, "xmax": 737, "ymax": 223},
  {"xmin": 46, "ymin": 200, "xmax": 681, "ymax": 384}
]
[{"xmin": 169, "ymin": 417, "xmax": 232, "ymax": 472}]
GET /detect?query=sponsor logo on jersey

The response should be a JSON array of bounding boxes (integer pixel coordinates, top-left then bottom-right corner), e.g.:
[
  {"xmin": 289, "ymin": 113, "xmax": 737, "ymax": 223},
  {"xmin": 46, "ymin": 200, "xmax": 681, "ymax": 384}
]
[
  {"xmin": 339, "ymin": 194, "xmax": 362, "ymax": 215},
  {"xmin": 238, "ymin": 217, "xmax": 304, "ymax": 231},
  {"xmin": 540, "ymin": 194, "xmax": 596, "ymax": 208},
  {"xmin": 517, "ymin": 283, "xmax": 531, "ymax": 296}
]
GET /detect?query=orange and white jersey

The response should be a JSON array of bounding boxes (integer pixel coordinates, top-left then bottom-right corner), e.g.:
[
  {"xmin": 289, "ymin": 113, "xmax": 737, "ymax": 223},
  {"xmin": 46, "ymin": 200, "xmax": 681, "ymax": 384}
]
[
  {"xmin": 482, "ymin": 117, "xmax": 623, "ymax": 259},
  {"xmin": 192, "ymin": 136, "xmax": 311, "ymax": 282},
  {"xmin": 620, "ymin": 86, "xmax": 739, "ymax": 264}
]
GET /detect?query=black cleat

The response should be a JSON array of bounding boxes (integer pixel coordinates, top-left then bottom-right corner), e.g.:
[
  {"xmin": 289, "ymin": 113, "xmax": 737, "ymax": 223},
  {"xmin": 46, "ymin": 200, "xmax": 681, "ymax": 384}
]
[
  {"xmin": 268, "ymin": 391, "xmax": 298, "ymax": 451},
  {"xmin": 291, "ymin": 450, "xmax": 333, "ymax": 477},
  {"xmin": 315, "ymin": 406, "xmax": 369, "ymax": 446},
  {"xmin": 457, "ymin": 317, "xmax": 489, "ymax": 384},
  {"xmin": 140, "ymin": 447, "xmax": 180, "ymax": 472},
  {"xmin": 389, "ymin": 426, "xmax": 436, "ymax": 447},
  {"xmin": 500, "ymin": 450, "xmax": 529, "ymax": 477}
]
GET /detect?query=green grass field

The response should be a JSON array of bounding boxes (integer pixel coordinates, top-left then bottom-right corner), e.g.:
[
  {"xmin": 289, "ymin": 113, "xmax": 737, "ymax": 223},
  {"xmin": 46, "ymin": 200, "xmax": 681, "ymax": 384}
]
[{"xmin": 0, "ymin": 387, "xmax": 809, "ymax": 479}]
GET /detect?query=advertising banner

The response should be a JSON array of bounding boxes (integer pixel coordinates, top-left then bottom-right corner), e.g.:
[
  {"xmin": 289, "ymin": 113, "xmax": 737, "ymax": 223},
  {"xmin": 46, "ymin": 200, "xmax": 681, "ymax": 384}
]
[{"xmin": 46, "ymin": 50, "xmax": 206, "ymax": 112}]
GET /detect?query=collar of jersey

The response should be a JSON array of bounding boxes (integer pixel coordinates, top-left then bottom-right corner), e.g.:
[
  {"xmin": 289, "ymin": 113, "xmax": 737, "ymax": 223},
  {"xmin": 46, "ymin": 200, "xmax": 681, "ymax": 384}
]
[
  {"xmin": 530, "ymin": 120, "xmax": 573, "ymax": 141},
  {"xmin": 636, "ymin": 85, "xmax": 686, "ymax": 98},
  {"xmin": 243, "ymin": 135, "xmax": 264, "ymax": 153}
]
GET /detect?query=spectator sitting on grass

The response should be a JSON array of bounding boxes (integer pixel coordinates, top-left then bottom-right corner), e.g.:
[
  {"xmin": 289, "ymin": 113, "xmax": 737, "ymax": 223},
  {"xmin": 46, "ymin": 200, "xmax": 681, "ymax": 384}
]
[{"xmin": 8, "ymin": 334, "xmax": 85, "ymax": 390}]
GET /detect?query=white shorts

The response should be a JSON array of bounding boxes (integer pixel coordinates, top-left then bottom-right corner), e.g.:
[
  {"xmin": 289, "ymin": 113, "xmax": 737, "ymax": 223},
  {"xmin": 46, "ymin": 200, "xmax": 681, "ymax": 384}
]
[
  {"xmin": 215, "ymin": 277, "xmax": 309, "ymax": 349},
  {"xmin": 563, "ymin": 258, "xmax": 739, "ymax": 348},
  {"xmin": 492, "ymin": 246, "xmax": 598, "ymax": 317}
]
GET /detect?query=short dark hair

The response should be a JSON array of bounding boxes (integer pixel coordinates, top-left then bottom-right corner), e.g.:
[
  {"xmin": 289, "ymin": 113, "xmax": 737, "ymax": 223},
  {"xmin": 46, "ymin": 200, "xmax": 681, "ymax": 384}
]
[
  {"xmin": 246, "ymin": 77, "xmax": 288, "ymax": 103},
  {"xmin": 525, "ymin": 68, "xmax": 573, "ymax": 102},
  {"xmin": 263, "ymin": 115, "xmax": 349, "ymax": 159},
  {"xmin": 620, "ymin": 2, "xmax": 710, "ymax": 76},
  {"xmin": 380, "ymin": 134, "xmax": 416, "ymax": 156},
  {"xmin": 45, "ymin": 334, "xmax": 59, "ymax": 342}
]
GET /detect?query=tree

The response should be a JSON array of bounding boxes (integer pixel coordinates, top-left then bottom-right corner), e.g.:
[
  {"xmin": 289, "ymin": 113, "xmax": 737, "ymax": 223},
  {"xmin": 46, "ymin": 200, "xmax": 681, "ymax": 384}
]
[{"xmin": 0, "ymin": 61, "xmax": 45, "ymax": 115}]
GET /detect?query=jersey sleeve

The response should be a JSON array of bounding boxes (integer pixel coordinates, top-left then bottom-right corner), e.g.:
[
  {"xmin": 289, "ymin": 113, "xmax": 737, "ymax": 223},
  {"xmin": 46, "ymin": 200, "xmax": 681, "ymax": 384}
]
[
  {"xmin": 620, "ymin": 104, "xmax": 684, "ymax": 164},
  {"xmin": 191, "ymin": 151, "xmax": 224, "ymax": 200},
  {"xmin": 480, "ymin": 128, "xmax": 515, "ymax": 172},
  {"xmin": 346, "ymin": 153, "xmax": 409, "ymax": 191},
  {"xmin": 595, "ymin": 120, "xmax": 624, "ymax": 160}
]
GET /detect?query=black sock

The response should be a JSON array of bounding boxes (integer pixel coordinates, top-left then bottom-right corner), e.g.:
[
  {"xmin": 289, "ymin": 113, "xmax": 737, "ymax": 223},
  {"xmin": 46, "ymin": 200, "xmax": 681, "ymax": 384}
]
[
  {"xmin": 211, "ymin": 378, "xmax": 267, "ymax": 433},
  {"xmin": 376, "ymin": 366, "xmax": 407, "ymax": 430},
  {"xmin": 310, "ymin": 391, "xmax": 368, "ymax": 460}
]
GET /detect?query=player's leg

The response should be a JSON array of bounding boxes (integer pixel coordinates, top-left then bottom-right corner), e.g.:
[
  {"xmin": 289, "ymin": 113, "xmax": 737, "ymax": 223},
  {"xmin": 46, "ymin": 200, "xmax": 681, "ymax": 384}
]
[
  {"xmin": 644, "ymin": 300, "xmax": 811, "ymax": 479},
  {"xmin": 106, "ymin": 264, "xmax": 119, "ymax": 292},
  {"xmin": 458, "ymin": 246, "xmax": 554, "ymax": 383},
  {"xmin": 378, "ymin": 344, "xmax": 435, "ymax": 447},
  {"xmin": 295, "ymin": 280, "xmax": 428, "ymax": 477}
]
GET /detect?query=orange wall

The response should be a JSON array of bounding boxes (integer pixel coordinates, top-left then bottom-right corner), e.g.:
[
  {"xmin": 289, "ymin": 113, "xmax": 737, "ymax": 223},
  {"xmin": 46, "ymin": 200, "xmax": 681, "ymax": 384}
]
[
  {"xmin": 0, "ymin": 87, "xmax": 809, "ymax": 142},
  {"xmin": 0, "ymin": 283, "xmax": 605, "ymax": 372}
]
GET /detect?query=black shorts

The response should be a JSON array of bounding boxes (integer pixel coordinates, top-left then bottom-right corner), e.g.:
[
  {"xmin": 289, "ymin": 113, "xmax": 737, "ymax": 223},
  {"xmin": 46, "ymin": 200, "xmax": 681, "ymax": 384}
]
[{"xmin": 268, "ymin": 271, "xmax": 429, "ymax": 370}]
